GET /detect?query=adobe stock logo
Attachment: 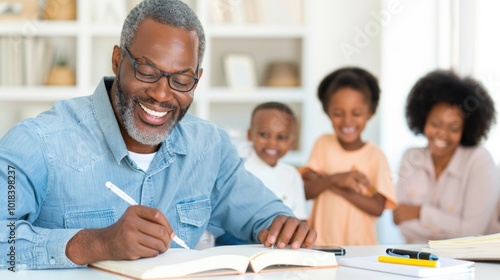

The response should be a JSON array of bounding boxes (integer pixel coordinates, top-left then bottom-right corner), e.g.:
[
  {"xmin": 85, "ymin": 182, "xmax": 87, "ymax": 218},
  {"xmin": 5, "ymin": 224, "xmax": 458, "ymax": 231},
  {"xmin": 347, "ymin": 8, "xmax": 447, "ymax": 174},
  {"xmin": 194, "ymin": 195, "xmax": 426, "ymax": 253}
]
[{"xmin": 340, "ymin": 0, "xmax": 403, "ymax": 62}]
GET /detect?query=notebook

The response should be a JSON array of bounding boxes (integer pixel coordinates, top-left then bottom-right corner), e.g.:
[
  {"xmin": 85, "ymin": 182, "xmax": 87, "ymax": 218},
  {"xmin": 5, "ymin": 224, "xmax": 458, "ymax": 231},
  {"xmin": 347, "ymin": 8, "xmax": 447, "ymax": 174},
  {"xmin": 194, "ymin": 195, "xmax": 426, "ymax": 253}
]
[
  {"xmin": 422, "ymin": 233, "xmax": 500, "ymax": 260},
  {"xmin": 90, "ymin": 244, "xmax": 338, "ymax": 279},
  {"xmin": 338, "ymin": 255, "xmax": 475, "ymax": 278}
]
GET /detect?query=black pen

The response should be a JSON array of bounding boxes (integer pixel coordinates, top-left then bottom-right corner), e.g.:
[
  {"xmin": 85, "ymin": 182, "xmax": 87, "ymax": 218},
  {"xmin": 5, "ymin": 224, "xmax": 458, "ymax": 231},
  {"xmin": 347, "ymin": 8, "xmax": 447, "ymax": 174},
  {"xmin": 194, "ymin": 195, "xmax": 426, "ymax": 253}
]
[{"xmin": 386, "ymin": 248, "xmax": 439, "ymax": 261}]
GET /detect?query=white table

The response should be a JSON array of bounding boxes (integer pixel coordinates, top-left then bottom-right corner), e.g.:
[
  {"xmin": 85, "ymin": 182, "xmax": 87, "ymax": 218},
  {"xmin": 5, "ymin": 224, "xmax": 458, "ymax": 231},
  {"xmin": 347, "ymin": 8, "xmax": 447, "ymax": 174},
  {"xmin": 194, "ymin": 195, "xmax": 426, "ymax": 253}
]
[{"xmin": 2, "ymin": 245, "xmax": 499, "ymax": 279}]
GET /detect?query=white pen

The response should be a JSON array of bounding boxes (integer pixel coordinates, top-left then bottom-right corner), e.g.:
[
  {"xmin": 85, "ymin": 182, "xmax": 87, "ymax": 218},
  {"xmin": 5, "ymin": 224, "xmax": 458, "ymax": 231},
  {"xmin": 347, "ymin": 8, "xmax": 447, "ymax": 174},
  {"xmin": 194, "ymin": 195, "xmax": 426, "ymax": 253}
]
[{"xmin": 105, "ymin": 181, "xmax": 190, "ymax": 250}]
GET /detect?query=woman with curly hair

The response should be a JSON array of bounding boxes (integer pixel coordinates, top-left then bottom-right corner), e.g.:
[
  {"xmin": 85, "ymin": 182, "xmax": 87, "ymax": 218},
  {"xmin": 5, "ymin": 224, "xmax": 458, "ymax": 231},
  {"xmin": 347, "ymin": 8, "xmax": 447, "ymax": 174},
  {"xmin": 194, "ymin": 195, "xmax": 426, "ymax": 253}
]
[{"xmin": 393, "ymin": 70, "xmax": 498, "ymax": 243}]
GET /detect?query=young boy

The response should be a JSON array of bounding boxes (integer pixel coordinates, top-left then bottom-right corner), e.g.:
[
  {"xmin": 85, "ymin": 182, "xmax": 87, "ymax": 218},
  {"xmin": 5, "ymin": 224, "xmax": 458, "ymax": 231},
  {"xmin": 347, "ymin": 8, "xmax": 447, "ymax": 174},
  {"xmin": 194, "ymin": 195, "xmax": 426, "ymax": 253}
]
[
  {"xmin": 245, "ymin": 102, "xmax": 308, "ymax": 219},
  {"xmin": 215, "ymin": 102, "xmax": 308, "ymax": 246}
]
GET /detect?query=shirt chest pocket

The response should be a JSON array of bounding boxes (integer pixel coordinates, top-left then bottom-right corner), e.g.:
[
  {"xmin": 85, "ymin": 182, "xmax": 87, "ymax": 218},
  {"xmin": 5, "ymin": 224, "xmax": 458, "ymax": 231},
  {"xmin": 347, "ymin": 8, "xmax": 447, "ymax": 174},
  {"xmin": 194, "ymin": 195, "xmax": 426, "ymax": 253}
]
[
  {"xmin": 64, "ymin": 209, "xmax": 117, "ymax": 229},
  {"xmin": 176, "ymin": 198, "xmax": 211, "ymax": 228}
]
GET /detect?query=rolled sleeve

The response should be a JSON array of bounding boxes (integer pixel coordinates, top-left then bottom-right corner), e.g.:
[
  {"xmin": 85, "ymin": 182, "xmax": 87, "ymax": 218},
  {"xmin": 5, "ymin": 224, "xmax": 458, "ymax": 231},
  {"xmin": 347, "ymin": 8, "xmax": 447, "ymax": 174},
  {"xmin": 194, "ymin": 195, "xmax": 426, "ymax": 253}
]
[{"xmin": 1, "ymin": 221, "xmax": 82, "ymax": 269}]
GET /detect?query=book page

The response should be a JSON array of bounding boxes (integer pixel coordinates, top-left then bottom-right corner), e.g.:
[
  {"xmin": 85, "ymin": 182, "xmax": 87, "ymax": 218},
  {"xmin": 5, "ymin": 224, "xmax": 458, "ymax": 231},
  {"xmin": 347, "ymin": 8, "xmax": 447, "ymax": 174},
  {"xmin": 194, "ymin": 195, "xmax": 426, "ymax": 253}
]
[
  {"xmin": 249, "ymin": 247, "xmax": 338, "ymax": 272},
  {"xmin": 91, "ymin": 245, "xmax": 338, "ymax": 279},
  {"xmin": 91, "ymin": 249, "xmax": 249, "ymax": 279},
  {"xmin": 204, "ymin": 245, "xmax": 337, "ymax": 273},
  {"xmin": 204, "ymin": 244, "xmax": 273, "ymax": 258},
  {"xmin": 428, "ymin": 233, "xmax": 500, "ymax": 246}
]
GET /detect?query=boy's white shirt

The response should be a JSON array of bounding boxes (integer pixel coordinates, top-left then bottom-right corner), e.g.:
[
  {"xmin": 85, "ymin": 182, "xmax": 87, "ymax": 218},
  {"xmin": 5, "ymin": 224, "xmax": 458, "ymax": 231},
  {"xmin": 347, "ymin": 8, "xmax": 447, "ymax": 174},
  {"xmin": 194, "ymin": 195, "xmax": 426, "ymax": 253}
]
[{"xmin": 244, "ymin": 150, "xmax": 308, "ymax": 220}]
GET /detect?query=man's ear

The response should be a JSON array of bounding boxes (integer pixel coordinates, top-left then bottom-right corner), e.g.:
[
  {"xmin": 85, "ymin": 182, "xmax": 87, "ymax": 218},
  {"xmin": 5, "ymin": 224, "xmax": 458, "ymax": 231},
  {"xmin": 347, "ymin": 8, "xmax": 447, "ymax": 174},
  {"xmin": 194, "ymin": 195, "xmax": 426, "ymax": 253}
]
[
  {"xmin": 112, "ymin": 45, "xmax": 121, "ymax": 75},
  {"xmin": 247, "ymin": 128, "xmax": 252, "ymax": 141}
]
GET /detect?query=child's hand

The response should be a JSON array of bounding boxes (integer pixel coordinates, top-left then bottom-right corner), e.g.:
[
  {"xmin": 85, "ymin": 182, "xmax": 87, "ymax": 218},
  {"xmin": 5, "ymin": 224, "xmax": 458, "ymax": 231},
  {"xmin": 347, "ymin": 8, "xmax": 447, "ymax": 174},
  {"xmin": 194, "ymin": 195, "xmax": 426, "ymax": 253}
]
[
  {"xmin": 298, "ymin": 166, "xmax": 322, "ymax": 181},
  {"xmin": 330, "ymin": 171, "xmax": 370, "ymax": 193},
  {"xmin": 393, "ymin": 204, "xmax": 421, "ymax": 224}
]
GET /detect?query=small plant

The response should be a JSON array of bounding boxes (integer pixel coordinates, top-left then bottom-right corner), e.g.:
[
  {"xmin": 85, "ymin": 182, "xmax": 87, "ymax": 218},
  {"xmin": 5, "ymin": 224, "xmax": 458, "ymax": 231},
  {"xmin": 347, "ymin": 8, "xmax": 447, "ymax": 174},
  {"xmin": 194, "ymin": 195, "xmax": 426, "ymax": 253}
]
[{"xmin": 54, "ymin": 53, "xmax": 68, "ymax": 67}]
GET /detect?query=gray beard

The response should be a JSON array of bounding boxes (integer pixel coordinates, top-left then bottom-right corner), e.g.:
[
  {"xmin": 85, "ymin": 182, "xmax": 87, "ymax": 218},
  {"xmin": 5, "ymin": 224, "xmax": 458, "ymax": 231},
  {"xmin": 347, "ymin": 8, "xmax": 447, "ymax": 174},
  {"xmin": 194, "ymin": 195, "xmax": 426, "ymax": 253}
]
[{"xmin": 114, "ymin": 75, "xmax": 190, "ymax": 146}]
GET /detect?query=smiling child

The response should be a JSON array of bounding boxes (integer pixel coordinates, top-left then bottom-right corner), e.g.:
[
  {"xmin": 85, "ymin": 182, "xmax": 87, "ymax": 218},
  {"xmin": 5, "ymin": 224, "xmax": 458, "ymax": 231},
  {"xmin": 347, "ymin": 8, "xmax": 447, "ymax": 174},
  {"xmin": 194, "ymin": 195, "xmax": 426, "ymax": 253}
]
[{"xmin": 300, "ymin": 67, "xmax": 396, "ymax": 246}]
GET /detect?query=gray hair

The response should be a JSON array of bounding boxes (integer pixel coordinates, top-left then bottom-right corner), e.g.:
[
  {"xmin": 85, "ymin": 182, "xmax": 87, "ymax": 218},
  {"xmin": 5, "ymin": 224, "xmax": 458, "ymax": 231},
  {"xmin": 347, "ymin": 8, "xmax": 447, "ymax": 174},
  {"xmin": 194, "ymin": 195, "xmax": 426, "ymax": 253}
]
[{"xmin": 120, "ymin": 0, "xmax": 206, "ymax": 66}]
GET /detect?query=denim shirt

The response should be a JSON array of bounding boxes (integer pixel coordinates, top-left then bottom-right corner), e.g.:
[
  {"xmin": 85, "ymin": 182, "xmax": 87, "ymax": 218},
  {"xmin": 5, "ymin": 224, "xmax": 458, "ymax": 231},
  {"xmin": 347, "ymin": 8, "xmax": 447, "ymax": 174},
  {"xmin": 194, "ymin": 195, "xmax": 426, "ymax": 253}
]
[{"xmin": 0, "ymin": 77, "xmax": 292, "ymax": 269}]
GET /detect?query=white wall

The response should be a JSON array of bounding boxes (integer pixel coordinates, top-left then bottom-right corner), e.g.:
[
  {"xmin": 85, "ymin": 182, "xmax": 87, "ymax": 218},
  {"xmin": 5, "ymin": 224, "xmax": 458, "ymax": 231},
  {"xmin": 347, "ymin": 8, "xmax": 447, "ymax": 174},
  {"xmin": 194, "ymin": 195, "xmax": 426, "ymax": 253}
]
[
  {"xmin": 308, "ymin": 0, "xmax": 407, "ymax": 244},
  {"xmin": 306, "ymin": 0, "xmax": 382, "ymax": 154},
  {"xmin": 378, "ymin": 0, "xmax": 443, "ymax": 244},
  {"xmin": 474, "ymin": 0, "xmax": 500, "ymax": 166}
]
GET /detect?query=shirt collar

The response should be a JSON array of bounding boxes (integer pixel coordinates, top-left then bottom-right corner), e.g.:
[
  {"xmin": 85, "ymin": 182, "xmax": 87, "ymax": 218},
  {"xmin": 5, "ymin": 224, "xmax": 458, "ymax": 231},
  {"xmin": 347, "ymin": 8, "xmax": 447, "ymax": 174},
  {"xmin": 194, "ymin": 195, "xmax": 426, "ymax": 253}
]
[
  {"xmin": 247, "ymin": 149, "xmax": 279, "ymax": 169},
  {"xmin": 422, "ymin": 146, "xmax": 464, "ymax": 178},
  {"xmin": 91, "ymin": 77, "xmax": 188, "ymax": 164},
  {"xmin": 443, "ymin": 146, "xmax": 465, "ymax": 177}
]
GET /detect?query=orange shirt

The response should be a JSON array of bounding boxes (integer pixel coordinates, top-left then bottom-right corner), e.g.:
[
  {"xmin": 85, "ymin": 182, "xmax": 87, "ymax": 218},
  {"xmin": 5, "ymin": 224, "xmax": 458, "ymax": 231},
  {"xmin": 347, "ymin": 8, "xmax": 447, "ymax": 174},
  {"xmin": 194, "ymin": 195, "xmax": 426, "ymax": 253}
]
[{"xmin": 306, "ymin": 134, "xmax": 396, "ymax": 245}]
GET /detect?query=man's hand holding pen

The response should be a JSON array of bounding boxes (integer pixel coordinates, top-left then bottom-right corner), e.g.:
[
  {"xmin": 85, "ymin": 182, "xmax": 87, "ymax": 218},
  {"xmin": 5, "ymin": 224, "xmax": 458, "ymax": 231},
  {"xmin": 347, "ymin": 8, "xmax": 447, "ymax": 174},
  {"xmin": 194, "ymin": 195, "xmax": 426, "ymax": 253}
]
[
  {"xmin": 99, "ymin": 205, "xmax": 174, "ymax": 260},
  {"xmin": 66, "ymin": 205, "xmax": 175, "ymax": 264},
  {"xmin": 258, "ymin": 215, "xmax": 317, "ymax": 249},
  {"xmin": 66, "ymin": 182, "xmax": 189, "ymax": 265}
]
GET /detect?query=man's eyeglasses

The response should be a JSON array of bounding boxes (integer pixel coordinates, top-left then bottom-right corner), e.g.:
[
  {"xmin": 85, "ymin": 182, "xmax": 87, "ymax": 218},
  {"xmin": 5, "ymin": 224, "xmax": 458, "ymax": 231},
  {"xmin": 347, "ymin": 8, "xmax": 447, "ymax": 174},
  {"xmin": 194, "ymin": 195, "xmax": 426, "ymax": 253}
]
[{"xmin": 123, "ymin": 47, "xmax": 199, "ymax": 92}]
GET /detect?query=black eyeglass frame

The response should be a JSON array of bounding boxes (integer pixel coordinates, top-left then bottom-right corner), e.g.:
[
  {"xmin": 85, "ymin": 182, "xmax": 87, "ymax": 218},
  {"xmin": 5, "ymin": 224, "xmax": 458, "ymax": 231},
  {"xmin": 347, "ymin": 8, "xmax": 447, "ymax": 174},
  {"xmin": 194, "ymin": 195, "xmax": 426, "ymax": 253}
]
[{"xmin": 123, "ymin": 47, "xmax": 199, "ymax": 93}]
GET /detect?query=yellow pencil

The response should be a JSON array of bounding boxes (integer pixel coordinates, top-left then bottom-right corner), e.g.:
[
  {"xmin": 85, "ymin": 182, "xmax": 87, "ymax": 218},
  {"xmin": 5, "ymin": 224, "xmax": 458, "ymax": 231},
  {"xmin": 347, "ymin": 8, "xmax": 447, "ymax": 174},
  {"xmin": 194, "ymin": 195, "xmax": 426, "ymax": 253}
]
[{"xmin": 378, "ymin": 256, "xmax": 441, "ymax": 268}]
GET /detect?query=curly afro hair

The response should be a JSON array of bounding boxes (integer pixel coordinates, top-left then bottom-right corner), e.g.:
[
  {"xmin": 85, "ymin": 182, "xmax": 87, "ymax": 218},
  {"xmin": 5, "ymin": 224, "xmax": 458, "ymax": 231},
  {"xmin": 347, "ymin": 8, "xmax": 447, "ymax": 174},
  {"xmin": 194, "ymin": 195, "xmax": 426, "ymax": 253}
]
[
  {"xmin": 405, "ymin": 70, "xmax": 496, "ymax": 146},
  {"xmin": 317, "ymin": 67, "xmax": 380, "ymax": 114}
]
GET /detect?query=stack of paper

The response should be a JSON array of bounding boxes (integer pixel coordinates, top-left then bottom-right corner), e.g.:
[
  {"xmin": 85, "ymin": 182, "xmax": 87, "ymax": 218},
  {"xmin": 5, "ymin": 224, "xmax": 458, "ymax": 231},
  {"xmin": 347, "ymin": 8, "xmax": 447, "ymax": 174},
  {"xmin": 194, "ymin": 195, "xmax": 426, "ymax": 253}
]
[{"xmin": 422, "ymin": 233, "xmax": 500, "ymax": 260}]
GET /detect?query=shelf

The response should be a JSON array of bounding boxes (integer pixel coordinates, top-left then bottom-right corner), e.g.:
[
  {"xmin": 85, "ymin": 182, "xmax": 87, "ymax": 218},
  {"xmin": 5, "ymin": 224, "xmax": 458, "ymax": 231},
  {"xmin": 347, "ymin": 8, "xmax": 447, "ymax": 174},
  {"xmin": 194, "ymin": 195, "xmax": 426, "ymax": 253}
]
[
  {"xmin": 87, "ymin": 25, "xmax": 122, "ymax": 37},
  {"xmin": 0, "ymin": 21, "xmax": 80, "ymax": 36},
  {"xmin": 204, "ymin": 87, "xmax": 306, "ymax": 102},
  {"xmin": 0, "ymin": 86, "xmax": 90, "ymax": 101},
  {"xmin": 209, "ymin": 37, "xmax": 302, "ymax": 87},
  {"xmin": 208, "ymin": 24, "xmax": 306, "ymax": 38}
]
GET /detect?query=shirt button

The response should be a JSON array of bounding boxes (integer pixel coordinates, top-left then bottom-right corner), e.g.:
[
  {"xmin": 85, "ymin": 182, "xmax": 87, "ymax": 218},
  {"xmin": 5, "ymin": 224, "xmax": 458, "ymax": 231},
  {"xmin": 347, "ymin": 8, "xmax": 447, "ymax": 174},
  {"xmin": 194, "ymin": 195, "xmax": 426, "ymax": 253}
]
[{"xmin": 50, "ymin": 258, "xmax": 56, "ymax": 265}]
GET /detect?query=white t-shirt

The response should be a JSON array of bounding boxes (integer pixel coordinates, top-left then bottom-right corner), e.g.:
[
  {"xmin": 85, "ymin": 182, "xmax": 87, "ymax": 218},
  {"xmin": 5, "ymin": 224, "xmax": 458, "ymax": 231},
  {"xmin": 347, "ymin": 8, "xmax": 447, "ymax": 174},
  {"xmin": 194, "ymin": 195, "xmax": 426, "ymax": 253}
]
[
  {"xmin": 128, "ymin": 151, "xmax": 156, "ymax": 172},
  {"xmin": 244, "ymin": 150, "xmax": 308, "ymax": 219}
]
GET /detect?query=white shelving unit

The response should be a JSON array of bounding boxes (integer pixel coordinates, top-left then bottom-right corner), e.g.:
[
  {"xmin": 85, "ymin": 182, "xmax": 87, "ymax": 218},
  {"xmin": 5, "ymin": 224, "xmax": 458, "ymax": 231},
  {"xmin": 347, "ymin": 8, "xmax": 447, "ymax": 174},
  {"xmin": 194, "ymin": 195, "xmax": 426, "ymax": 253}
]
[{"xmin": 0, "ymin": 0, "xmax": 313, "ymax": 166}]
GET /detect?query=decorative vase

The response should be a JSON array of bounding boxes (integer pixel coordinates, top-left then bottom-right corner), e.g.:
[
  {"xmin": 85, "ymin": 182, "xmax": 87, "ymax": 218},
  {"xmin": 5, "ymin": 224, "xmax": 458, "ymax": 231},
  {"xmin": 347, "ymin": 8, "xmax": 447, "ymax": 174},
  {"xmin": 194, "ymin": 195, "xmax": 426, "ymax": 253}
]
[
  {"xmin": 264, "ymin": 62, "xmax": 300, "ymax": 87},
  {"xmin": 43, "ymin": 0, "xmax": 77, "ymax": 20},
  {"xmin": 45, "ymin": 67, "xmax": 76, "ymax": 86}
]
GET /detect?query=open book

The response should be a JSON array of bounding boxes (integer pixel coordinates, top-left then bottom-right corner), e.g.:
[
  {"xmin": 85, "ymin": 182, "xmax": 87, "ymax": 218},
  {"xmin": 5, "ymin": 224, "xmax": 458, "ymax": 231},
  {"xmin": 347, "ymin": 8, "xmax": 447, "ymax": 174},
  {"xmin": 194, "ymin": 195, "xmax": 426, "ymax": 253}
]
[
  {"xmin": 338, "ymin": 255, "xmax": 474, "ymax": 278},
  {"xmin": 90, "ymin": 244, "xmax": 338, "ymax": 279},
  {"xmin": 422, "ymin": 233, "xmax": 500, "ymax": 260}
]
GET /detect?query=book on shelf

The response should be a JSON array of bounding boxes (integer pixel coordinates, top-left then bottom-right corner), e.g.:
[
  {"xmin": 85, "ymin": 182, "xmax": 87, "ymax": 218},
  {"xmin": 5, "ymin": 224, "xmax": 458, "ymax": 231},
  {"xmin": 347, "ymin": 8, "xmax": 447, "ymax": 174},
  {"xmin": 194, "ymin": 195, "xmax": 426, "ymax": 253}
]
[
  {"xmin": 209, "ymin": 0, "xmax": 303, "ymax": 25},
  {"xmin": 90, "ymin": 244, "xmax": 338, "ymax": 279},
  {"xmin": 0, "ymin": 0, "xmax": 39, "ymax": 21},
  {"xmin": 338, "ymin": 255, "xmax": 475, "ymax": 278},
  {"xmin": 0, "ymin": 36, "xmax": 53, "ymax": 86},
  {"xmin": 422, "ymin": 233, "xmax": 500, "ymax": 261}
]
